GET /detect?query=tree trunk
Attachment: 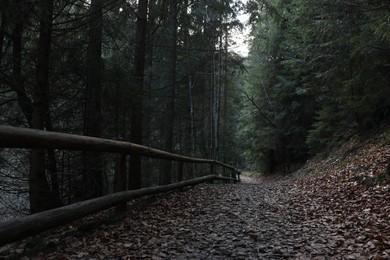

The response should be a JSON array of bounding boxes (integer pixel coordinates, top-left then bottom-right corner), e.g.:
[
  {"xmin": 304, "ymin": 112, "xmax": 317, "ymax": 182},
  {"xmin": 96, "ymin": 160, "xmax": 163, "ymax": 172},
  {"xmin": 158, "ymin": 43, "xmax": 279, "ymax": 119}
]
[
  {"xmin": 11, "ymin": 0, "xmax": 32, "ymax": 126},
  {"xmin": 182, "ymin": 0, "xmax": 194, "ymax": 179},
  {"xmin": 45, "ymin": 115, "xmax": 61, "ymax": 207},
  {"xmin": 83, "ymin": 0, "xmax": 103, "ymax": 198},
  {"xmin": 129, "ymin": 0, "xmax": 148, "ymax": 190},
  {"xmin": 142, "ymin": 0, "xmax": 157, "ymax": 188},
  {"xmin": 10, "ymin": 0, "xmax": 60, "ymax": 208},
  {"xmin": 187, "ymin": 77, "xmax": 195, "ymax": 179},
  {"xmin": 0, "ymin": 1, "xmax": 8, "ymax": 63},
  {"xmin": 160, "ymin": 0, "xmax": 178, "ymax": 185},
  {"xmin": 222, "ymin": 25, "xmax": 228, "ymax": 162},
  {"xmin": 29, "ymin": 0, "xmax": 54, "ymax": 213}
]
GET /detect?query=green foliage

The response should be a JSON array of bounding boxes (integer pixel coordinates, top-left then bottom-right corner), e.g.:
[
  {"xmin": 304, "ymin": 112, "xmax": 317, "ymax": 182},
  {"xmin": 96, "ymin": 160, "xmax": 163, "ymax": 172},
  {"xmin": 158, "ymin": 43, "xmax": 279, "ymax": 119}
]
[{"xmin": 242, "ymin": 0, "xmax": 390, "ymax": 173}]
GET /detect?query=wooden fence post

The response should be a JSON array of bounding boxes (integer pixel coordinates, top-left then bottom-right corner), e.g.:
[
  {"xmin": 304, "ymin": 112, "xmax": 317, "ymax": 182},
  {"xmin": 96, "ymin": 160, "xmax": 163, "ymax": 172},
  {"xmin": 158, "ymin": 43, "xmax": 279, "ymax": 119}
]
[
  {"xmin": 0, "ymin": 126, "xmax": 244, "ymax": 245},
  {"xmin": 178, "ymin": 161, "xmax": 183, "ymax": 182},
  {"xmin": 209, "ymin": 162, "xmax": 215, "ymax": 183},
  {"xmin": 210, "ymin": 161, "xmax": 215, "ymax": 175},
  {"xmin": 115, "ymin": 153, "xmax": 127, "ymax": 213}
]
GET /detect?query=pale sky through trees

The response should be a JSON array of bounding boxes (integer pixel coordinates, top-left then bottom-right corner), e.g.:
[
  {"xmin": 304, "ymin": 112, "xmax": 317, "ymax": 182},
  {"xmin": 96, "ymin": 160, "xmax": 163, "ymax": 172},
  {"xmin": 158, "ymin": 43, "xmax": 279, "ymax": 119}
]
[{"xmin": 234, "ymin": 0, "xmax": 250, "ymax": 57}]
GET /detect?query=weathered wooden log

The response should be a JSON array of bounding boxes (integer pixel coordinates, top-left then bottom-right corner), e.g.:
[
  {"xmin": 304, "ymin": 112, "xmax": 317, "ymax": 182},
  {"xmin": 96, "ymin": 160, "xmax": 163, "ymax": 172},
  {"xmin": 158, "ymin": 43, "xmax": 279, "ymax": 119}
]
[
  {"xmin": 115, "ymin": 153, "xmax": 127, "ymax": 213},
  {"xmin": 0, "ymin": 126, "xmax": 239, "ymax": 173},
  {"xmin": 0, "ymin": 125, "xmax": 241, "ymax": 244},
  {"xmin": 0, "ymin": 175, "xmax": 237, "ymax": 246}
]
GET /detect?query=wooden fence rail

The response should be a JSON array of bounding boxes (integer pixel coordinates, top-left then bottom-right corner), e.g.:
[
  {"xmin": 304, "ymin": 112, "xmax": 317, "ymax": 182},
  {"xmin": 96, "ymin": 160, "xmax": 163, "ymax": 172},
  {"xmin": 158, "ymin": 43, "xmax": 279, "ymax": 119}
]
[
  {"xmin": 0, "ymin": 125, "xmax": 241, "ymax": 245},
  {"xmin": 0, "ymin": 126, "xmax": 240, "ymax": 172},
  {"xmin": 0, "ymin": 175, "xmax": 234, "ymax": 245}
]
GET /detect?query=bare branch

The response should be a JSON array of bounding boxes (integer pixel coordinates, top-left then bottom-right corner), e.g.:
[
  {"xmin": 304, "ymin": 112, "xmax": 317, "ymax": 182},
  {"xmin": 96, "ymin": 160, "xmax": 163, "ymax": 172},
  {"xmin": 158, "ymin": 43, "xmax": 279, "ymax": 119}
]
[{"xmin": 243, "ymin": 91, "xmax": 276, "ymax": 128}]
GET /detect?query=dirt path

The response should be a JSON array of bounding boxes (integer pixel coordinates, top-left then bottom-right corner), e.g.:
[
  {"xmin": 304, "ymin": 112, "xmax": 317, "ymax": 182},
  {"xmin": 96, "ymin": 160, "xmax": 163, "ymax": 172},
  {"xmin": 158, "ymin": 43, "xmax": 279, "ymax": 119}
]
[
  {"xmin": 3, "ymin": 127, "xmax": 390, "ymax": 259},
  {"xmin": 239, "ymin": 175, "xmax": 262, "ymax": 184},
  {"xmin": 4, "ymin": 175, "xmax": 390, "ymax": 259},
  {"xmin": 5, "ymin": 181, "xmax": 325, "ymax": 259}
]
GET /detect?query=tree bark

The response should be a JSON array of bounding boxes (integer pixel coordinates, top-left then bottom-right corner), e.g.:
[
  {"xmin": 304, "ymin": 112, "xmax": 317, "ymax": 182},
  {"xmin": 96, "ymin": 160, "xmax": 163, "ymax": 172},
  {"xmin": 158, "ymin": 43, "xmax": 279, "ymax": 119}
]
[
  {"xmin": 83, "ymin": 0, "xmax": 103, "ymax": 198},
  {"xmin": 183, "ymin": 0, "xmax": 195, "ymax": 178},
  {"xmin": 29, "ymin": 0, "xmax": 54, "ymax": 214},
  {"xmin": 0, "ymin": 1, "xmax": 8, "ymax": 64},
  {"xmin": 129, "ymin": 0, "xmax": 148, "ymax": 190},
  {"xmin": 142, "ymin": 0, "xmax": 157, "ymax": 188},
  {"xmin": 161, "ymin": 0, "xmax": 178, "ymax": 185},
  {"xmin": 45, "ymin": 115, "xmax": 61, "ymax": 207},
  {"xmin": 11, "ymin": 0, "xmax": 32, "ymax": 126},
  {"xmin": 188, "ymin": 78, "xmax": 196, "ymax": 179}
]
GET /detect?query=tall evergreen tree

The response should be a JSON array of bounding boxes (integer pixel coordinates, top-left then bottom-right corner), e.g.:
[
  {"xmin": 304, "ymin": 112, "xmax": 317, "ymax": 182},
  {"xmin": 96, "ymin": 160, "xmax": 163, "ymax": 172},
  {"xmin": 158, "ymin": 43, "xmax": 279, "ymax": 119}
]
[
  {"xmin": 243, "ymin": 0, "xmax": 390, "ymax": 173},
  {"xmin": 160, "ymin": 0, "xmax": 178, "ymax": 185},
  {"xmin": 29, "ymin": 0, "xmax": 55, "ymax": 213},
  {"xmin": 83, "ymin": 0, "xmax": 103, "ymax": 198},
  {"xmin": 129, "ymin": 0, "xmax": 148, "ymax": 190}
]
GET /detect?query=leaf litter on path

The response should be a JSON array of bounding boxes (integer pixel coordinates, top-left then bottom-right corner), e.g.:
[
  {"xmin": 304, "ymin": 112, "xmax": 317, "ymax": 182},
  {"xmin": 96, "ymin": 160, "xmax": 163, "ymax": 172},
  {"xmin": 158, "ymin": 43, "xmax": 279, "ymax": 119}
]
[{"xmin": 3, "ymin": 129, "xmax": 390, "ymax": 259}]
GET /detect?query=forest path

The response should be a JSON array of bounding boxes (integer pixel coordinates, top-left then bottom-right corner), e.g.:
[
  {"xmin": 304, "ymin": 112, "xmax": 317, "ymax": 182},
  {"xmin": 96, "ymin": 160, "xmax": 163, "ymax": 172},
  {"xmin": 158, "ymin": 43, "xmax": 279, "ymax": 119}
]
[
  {"xmin": 5, "ymin": 128, "xmax": 390, "ymax": 259},
  {"xmin": 25, "ymin": 179, "xmax": 334, "ymax": 259}
]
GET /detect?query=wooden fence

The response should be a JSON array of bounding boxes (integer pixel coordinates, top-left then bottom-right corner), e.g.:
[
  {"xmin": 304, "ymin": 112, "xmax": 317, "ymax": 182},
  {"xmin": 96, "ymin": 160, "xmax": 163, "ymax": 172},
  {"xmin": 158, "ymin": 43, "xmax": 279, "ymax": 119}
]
[{"xmin": 0, "ymin": 125, "xmax": 240, "ymax": 245}]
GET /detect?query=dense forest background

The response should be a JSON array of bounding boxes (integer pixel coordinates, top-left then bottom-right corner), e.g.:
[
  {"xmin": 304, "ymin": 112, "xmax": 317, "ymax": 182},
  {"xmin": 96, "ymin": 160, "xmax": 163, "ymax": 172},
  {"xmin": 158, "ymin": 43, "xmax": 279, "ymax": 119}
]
[
  {"xmin": 0, "ymin": 0, "xmax": 245, "ymax": 215},
  {"xmin": 242, "ymin": 0, "xmax": 390, "ymax": 173},
  {"xmin": 0, "ymin": 0, "xmax": 389, "ymax": 215}
]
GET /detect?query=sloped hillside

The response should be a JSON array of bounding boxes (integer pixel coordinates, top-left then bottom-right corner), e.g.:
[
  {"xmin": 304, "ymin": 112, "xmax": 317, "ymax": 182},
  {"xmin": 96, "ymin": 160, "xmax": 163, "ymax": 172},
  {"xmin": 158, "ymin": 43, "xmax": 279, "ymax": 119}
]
[{"xmin": 286, "ymin": 124, "xmax": 390, "ymax": 258}]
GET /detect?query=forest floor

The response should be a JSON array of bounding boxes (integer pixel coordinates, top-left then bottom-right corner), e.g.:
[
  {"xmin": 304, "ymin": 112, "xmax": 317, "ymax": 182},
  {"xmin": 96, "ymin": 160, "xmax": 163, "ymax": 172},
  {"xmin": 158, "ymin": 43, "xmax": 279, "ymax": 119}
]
[{"xmin": 2, "ymin": 127, "xmax": 390, "ymax": 259}]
